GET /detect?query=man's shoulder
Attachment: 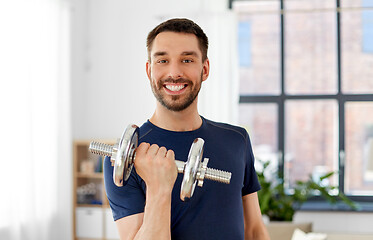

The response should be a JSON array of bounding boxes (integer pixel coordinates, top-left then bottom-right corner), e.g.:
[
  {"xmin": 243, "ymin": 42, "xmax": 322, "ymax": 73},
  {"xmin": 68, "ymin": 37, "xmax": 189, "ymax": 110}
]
[
  {"xmin": 203, "ymin": 117, "xmax": 248, "ymax": 141},
  {"xmin": 138, "ymin": 120, "xmax": 156, "ymax": 139}
]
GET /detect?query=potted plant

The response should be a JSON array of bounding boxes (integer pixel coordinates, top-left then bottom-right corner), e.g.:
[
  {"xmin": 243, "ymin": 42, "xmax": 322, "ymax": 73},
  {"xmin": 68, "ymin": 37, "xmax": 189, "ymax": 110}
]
[{"xmin": 257, "ymin": 160, "xmax": 359, "ymax": 222}]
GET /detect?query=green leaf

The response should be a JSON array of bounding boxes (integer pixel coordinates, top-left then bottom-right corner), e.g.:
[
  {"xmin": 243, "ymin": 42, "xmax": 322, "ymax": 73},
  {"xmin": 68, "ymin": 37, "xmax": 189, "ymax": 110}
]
[{"xmin": 256, "ymin": 159, "xmax": 358, "ymax": 221}]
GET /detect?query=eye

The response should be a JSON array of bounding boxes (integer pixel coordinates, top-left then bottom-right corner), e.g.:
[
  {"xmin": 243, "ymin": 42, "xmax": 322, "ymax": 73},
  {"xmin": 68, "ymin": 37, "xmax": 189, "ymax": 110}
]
[
  {"xmin": 157, "ymin": 59, "xmax": 168, "ymax": 64},
  {"xmin": 182, "ymin": 59, "xmax": 193, "ymax": 63}
]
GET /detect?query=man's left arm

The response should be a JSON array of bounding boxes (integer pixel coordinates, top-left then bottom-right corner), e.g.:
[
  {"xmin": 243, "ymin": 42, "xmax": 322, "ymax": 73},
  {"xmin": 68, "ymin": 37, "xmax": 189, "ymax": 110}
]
[{"xmin": 242, "ymin": 192, "xmax": 271, "ymax": 240}]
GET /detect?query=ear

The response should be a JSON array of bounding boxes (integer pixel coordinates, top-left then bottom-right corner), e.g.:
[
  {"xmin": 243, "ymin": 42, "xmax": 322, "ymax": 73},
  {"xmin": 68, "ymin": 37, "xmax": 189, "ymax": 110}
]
[
  {"xmin": 202, "ymin": 58, "xmax": 210, "ymax": 82},
  {"xmin": 146, "ymin": 60, "xmax": 151, "ymax": 80}
]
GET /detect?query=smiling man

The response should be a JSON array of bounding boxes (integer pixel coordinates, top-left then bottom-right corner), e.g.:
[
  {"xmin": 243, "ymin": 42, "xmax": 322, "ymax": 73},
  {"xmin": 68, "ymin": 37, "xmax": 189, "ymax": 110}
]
[{"xmin": 104, "ymin": 18, "xmax": 270, "ymax": 240}]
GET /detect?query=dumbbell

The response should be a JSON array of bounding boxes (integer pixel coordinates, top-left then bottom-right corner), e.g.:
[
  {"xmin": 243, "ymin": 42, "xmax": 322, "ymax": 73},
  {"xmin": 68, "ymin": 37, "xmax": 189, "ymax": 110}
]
[{"xmin": 89, "ymin": 124, "xmax": 232, "ymax": 201}]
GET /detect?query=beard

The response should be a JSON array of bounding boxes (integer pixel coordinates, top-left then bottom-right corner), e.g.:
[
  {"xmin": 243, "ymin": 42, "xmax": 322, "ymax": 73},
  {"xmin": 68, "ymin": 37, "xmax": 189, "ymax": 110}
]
[{"xmin": 150, "ymin": 73, "xmax": 203, "ymax": 112}]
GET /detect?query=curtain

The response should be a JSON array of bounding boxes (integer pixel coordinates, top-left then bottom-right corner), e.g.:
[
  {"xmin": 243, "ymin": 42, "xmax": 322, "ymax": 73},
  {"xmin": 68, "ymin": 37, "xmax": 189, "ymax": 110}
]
[{"xmin": 0, "ymin": 0, "xmax": 71, "ymax": 239}]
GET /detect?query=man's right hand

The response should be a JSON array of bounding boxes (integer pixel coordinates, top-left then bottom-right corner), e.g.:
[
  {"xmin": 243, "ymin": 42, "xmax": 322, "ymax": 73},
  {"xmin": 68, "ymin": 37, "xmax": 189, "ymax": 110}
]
[
  {"xmin": 134, "ymin": 142, "xmax": 178, "ymax": 195},
  {"xmin": 117, "ymin": 143, "xmax": 177, "ymax": 240}
]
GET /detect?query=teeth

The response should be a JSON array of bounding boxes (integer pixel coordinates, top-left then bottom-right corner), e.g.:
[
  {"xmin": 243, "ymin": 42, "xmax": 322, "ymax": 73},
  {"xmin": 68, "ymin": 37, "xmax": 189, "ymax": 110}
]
[{"xmin": 165, "ymin": 84, "xmax": 185, "ymax": 92}]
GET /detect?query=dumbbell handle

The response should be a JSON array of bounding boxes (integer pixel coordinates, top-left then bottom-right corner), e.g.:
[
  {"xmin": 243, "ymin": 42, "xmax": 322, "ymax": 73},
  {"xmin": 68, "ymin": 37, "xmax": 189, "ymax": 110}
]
[
  {"xmin": 174, "ymin": 160, "xmax": 231, "ymax": 185},
  {"xmin": 90, "ymin": 141, "xmax": 231, "ymax": 185}
]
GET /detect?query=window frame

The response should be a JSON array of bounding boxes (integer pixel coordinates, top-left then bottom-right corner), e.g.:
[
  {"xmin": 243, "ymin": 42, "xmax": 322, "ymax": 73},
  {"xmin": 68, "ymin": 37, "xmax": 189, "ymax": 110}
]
[{"xmin": 231, "ymin": 0, "xmax": 373, "ymax": 207}]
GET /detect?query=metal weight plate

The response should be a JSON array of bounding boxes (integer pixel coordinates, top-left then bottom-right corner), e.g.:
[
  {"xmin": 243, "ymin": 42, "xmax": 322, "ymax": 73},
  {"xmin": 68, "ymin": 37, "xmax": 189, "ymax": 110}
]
[
  {"xmin": 112, "ymin": 124, "xmax": 139, "ymax": 187},
  {"xmin": 180, "ymin": 138, "xmax": 205, "ymax": 201}
]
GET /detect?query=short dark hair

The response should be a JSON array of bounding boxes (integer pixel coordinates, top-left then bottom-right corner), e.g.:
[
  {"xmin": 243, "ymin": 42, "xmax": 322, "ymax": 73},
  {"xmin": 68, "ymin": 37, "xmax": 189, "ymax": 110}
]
[{"xmin": 146, "ymin": 18, "xmax": 209, "ymax": 62}]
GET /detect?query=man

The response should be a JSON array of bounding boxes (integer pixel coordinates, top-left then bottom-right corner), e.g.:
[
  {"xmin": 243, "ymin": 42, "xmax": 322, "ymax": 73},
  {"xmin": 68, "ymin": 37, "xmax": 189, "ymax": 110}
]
[{"xmin": 104, "ymin": 18, "xmax": 270, "ymax": 240}]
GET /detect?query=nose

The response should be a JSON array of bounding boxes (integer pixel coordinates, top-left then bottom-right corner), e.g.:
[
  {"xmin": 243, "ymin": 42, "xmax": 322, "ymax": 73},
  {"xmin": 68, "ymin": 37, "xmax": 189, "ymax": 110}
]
[{"xmin": 167, "ymin": 62, "xmax": 183, "ymax": 79}]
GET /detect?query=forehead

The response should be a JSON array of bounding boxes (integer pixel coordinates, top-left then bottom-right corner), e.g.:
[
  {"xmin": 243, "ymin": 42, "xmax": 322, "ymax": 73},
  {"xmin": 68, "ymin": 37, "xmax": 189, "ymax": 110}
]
[{"xmin": 151, "ymin": 32, "xmax": 201, "ymax": 58}]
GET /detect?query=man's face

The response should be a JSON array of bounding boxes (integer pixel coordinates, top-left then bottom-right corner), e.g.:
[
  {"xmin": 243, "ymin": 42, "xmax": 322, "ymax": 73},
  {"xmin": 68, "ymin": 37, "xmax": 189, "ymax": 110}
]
[{"xmin": 146, "ymin": 32, "xmax": 209, "ymax": 112}]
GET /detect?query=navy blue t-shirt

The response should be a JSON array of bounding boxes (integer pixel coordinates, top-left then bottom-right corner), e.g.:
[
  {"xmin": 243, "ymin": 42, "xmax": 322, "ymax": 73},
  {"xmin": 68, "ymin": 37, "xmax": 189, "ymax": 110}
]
[{"xmin": 104, "ymin": 117, "xmax": 260, "ymax": 239}]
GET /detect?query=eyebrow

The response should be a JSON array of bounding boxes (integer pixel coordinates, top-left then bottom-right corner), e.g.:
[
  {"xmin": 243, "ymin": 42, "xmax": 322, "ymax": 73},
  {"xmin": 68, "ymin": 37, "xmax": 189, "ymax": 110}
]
[
  {"xmin": 153, "ymin": 51, "xmax": 167, "ymax": 58},
  {"xmin": 152, "ymin": 51, "xmax": 199, "ymax": 58},
  {"xmin": 181, "ymin": 51, "xmax": 199, "ymax": 57}
]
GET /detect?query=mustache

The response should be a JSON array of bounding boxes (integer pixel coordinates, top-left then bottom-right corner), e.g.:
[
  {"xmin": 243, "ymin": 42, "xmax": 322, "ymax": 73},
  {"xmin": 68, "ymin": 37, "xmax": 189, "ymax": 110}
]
[{"xmin": 160, "ymin": 77, "xmax": 193, "ymax": 85}]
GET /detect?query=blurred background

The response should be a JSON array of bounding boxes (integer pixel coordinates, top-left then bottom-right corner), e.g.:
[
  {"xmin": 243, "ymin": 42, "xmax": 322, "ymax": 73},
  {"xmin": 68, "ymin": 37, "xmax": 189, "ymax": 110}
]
[{"xmin": 0, "ymin": 0, "xmax": 372, "ymax": 239}]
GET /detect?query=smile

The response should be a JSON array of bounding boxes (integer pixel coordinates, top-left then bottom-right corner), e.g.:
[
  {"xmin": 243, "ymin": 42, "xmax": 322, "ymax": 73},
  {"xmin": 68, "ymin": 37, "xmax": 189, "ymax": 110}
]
[{"xmin": 164, "ymin": 84, "xmax": 187, "ymax": 92}]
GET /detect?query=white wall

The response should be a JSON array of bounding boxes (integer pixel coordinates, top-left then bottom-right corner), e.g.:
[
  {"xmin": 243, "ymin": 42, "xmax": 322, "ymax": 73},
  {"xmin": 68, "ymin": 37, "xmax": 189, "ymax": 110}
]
[{"xmin": 70, "ymin": 0, "xmax": 373, "ymax": 236}]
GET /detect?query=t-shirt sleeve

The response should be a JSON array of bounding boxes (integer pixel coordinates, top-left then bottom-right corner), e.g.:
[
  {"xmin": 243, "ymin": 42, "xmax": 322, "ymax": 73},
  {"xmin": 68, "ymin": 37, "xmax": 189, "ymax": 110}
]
[
  {"xmin": 241, "ymin": 132, "xmax": 261, "ymax": 196},
  {"xmin": 104, "ymin": 156, "xmax": 146, "ymax": 221}
]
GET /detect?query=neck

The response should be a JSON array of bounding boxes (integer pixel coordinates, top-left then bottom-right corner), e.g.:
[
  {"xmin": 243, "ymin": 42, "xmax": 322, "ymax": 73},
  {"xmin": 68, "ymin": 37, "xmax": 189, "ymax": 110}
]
[{"xmin": 149, "ymin": 101, "xmax": 202, "ymax": 132}]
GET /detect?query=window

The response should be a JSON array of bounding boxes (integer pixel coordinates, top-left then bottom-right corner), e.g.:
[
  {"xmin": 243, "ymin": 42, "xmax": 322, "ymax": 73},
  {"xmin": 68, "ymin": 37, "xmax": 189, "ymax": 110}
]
[
  {"xmin": 233, "ymin": 0, "xmax": 373, "ymax": 204},
  {"xmin": 238, "ymin": 21, "xmax": 252, "ymax": 67},
  {"xmin": 362, "ymin": 2, "xmax": 373, "ymax": 53},
  {"xmin": 235, "ymin": 1, "xmax": 281, "ymax": 95}
]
